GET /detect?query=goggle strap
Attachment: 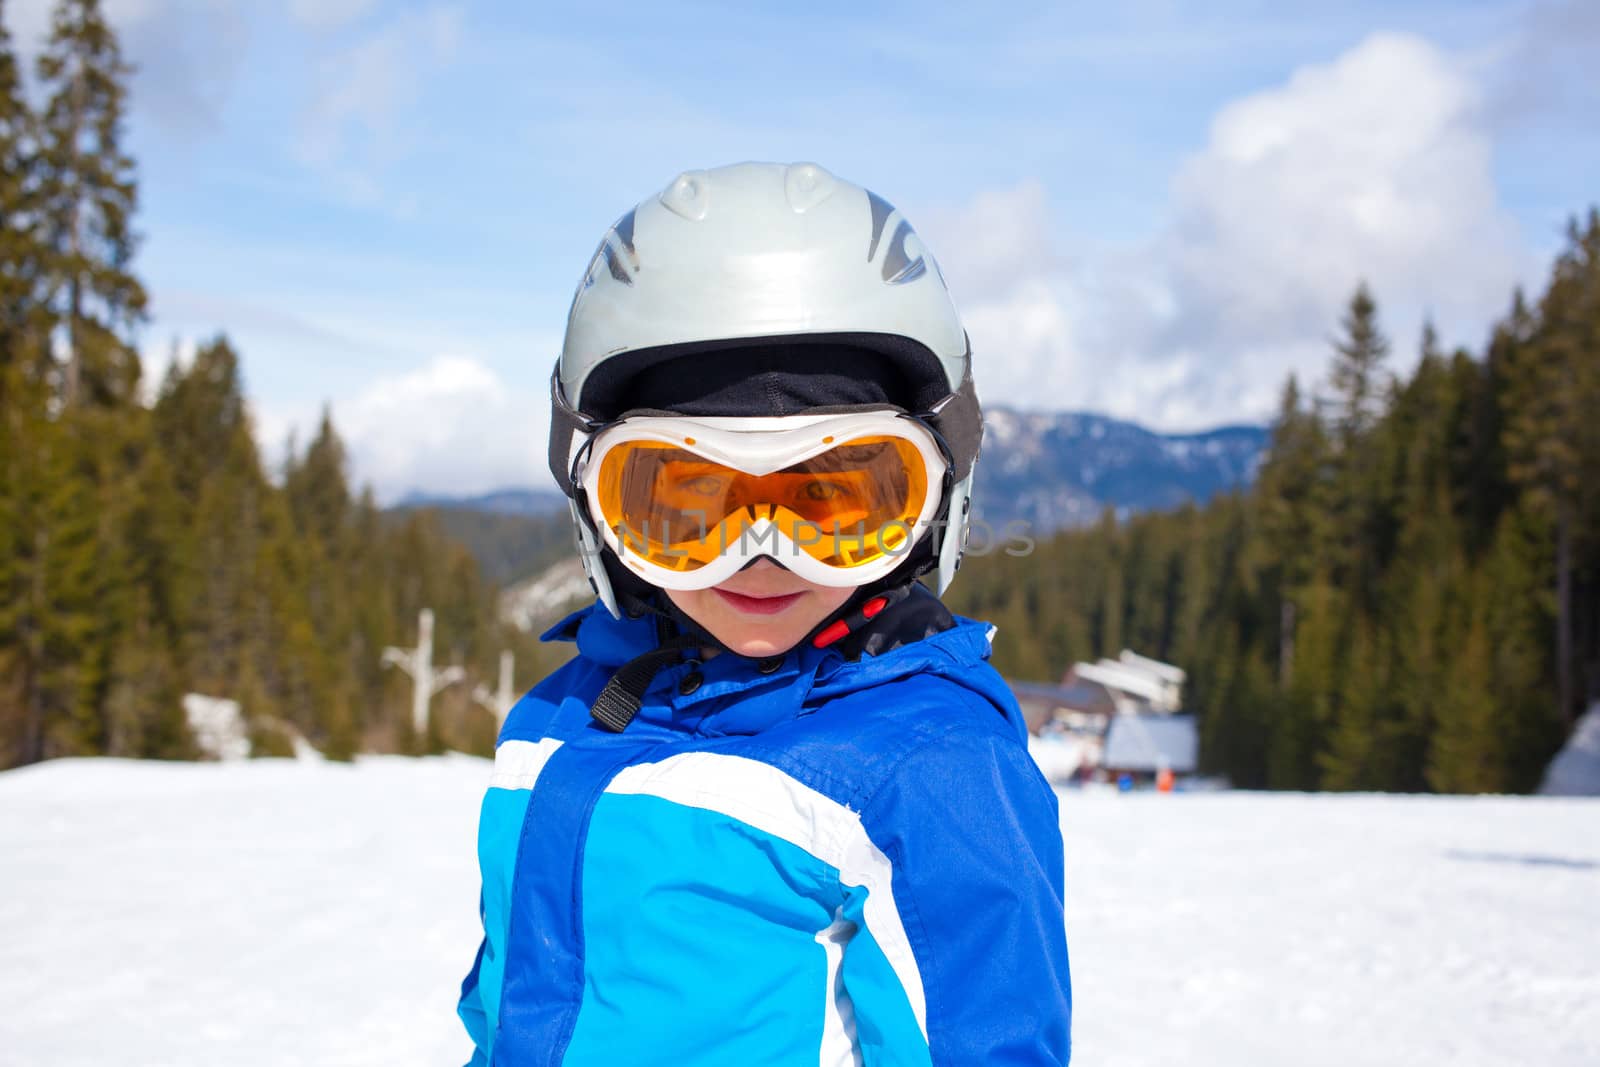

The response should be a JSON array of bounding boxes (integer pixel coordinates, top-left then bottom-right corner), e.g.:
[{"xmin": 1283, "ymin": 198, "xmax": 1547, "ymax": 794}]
[{"xmin": 590, "ymin": 632, "xmax": 704, "ymax": 732}]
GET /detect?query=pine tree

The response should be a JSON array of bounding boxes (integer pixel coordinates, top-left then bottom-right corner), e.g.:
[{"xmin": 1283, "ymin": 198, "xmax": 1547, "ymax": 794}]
[
  {"xmin": 34, "ymin": 0, "xmax": 146, "ymax": 409},
  {"xmin": 1320, "ymin": 617, "xmax": 1390, "ymax": 790},
  {"xmin": 286, "ymin": 407, "xmax": 352, "ymax": 549},
  {"xmin": 1170, "ymin": 503, "xmax": 1216, "ymax": 668},
  {"xmin": 0, "ymin": 3, "xmax": 47, "ymax": 764},
  {"xmin": 1266, "ymin": 573, "xmax": 1339, "ymax": 789},
  {"xmin": 1256, "ymin": 374, "xmax": 1330, "ymax": 689},
  {"xmin": 1327, "ymin": 283, "xmax": 1392, "ymax": 448},
  {"xmin": 1092, "ymin": 507, "xmax": 1124, "ymax": 657},
  {"xmin": 283, "ymin": 407, "xmax": 359, "ymax": 751},
  {"xmin": 1503, "ymin": 213, "xmax": 1600, "ymax": 726},
  {"xmin": 0, "ymin": 364, "xmax": 43, "ymax": 764},
  {"xmin": 25, "ymin": 418, "xmax": 104, "ymax": 757},
  {"xmin": 0, "ymin": 0, "xmax": 43, "ymax": 380},
  {"xmin": 1324, "ymin": 284, "xmax": 1392, "ymax": 614},
  {"xmin": 1425, "ymin": 579, "xmax": 1501, "ymax": 793},
  {"xmin": 1481, "ymin": 505, "xmax": 1569, "ymax": 789},
  {"xmin": 186, "ymin": 406, "xmax": 268, "ymax": 692},
  {"xmin": 103, "ymin": 584, "xmax": 187, "ymax": 758},
  {"xmin": 1365, "ymin": 327, "xmax": 1467, "ymax": 790},
  {"xmin": 1460, "ymin": 298, "xmax": 1528, "ymax": 555},
  {"xmin": 0, "ymin": 1, "xmax": 151, "ymax": 765},
  {"xmin": 101, "ymin": 426, "xmax": 192, "ymax": 756}
]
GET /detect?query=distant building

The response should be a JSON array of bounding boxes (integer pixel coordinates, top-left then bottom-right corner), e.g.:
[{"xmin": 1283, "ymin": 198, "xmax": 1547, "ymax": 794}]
[
  {"xmin": 1010, "ymin": 680, "xmax": 1118, "ymax": 734},
  {"xmin": 1013, "ymin": 648, "xmax": 1194, "ymax": 784},
  {"xmin": 1101, "ymin": 713, "xmax": 1199, "ymax": 779},
  {"xmin": 1539, "ymin": 702, "xmax": 1600, "ymax": 796},
  {"xmin": 1062, "ymin": 649, "xmax": 1185, "ymax": 714},
  {"xmin": 1117, "ymin": 650, "xmax": 1186, "ymax": 694}
]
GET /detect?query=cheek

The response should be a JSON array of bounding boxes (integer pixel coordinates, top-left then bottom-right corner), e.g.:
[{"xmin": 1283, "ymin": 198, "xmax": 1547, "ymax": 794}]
[
  {"xmin": 805, "ymin": 585, "xmax": 855, "ymax": 622},
  {"xmin": 661, "ymin": 587, "xmax": 708, "ymax": 621}
]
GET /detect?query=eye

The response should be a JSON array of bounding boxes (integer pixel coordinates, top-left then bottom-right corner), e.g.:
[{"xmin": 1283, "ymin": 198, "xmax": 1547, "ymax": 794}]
[
  {"xmin": 801, "ymin": 480, "xmax": 853, "ymax": 501},
  {"xmin": 677, "ymin": 474, "xmax": 727, "ymax": 496}
]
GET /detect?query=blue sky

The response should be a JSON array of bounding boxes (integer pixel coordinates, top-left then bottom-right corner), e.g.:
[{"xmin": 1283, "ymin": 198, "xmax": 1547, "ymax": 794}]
[{"xmin": 7, "ymin": 0, "xmax": 1596, "ymax": 500}]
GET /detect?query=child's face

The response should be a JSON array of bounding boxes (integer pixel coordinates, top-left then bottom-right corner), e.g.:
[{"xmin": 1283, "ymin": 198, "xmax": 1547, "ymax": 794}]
[{"xmin": 663, "ymin": 559, "xmax": 854, "ymax": 658}]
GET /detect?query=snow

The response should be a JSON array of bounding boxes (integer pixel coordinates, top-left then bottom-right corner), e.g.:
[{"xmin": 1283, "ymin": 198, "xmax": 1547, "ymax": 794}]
[
  {"xmin": 182, "ymin": 694, "xmax": 249, "ymax": 761},
  {"xmin": 1540, "ymin": 703, "xmax": 1600, "ymax": 796},
  {"xmin": 0, "ymin": 756, "xmax": 484, "ymax": 1067},
  {"xmin": 499, "ymin": 557, "xmax": 593, "ymax": 632},
  {"xmin": 1028, "ymin": 732, "xmax": 1091, "ymax": 782},
  {"xmin": 1065, "ymin": 790, "xmax": 1598, "ymax": 1065},
  {"xmin": 2, "ymin": 758, "xmax": 1597, "ymax": 1066}
]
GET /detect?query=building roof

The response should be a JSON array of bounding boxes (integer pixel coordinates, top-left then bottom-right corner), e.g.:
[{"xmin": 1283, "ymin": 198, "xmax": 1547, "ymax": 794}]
[
  {"xmin": 1009, "ymin": 680, "xmax": 1114, "ymax": 709},
  {"xmin": 1068, "ymin": 661, "xmax": 1170, "ymax": 707},
  {"xmin": 1118, "ymin": 649, "xmax": 1186, "ymax": 685}
]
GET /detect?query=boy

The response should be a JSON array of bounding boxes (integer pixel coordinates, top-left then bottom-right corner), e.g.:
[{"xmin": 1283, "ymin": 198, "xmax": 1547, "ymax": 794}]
[{"xmin": 458, "ymin": 162, "xmax": 1072, "ymax": 1065}]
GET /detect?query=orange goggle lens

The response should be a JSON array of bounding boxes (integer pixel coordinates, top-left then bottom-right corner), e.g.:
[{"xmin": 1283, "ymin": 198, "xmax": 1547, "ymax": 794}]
[{"xmin": 593, "ymin": 435, "xmax": 931, "ymax": 573}]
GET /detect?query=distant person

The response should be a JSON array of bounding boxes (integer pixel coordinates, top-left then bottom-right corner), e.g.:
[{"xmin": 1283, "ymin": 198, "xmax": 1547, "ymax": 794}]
[{"xmin": 456, "ymin": 163, "xmax": 1072, "ymax": 1064}]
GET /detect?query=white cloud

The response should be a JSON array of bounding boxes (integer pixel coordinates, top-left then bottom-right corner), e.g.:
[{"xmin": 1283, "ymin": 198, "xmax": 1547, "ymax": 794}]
[
  {"xmin": 925, "ymin": 179, "xmax": 1064, "ymax": 304},
  {"xmin": 272, "ymin": 355, "xmax": 552, "ymax": 503},
  {"xmin": 7, "ymin": 0, "xmax": 248, "ymax": 139},
  {"xmin": 923, "ymin": 31, "xmax": 1531, "ymax": 430},
  {"xmin": 288, "ymin": 0, "xmax": 380, "ymax": 31},
  {"xmin": 1163, "ymin": 34, "xmax": 1517, "ymax": 340},
  {"xmin": 295, "ymin": 4, "xmax": 461, "ymax": 172}
]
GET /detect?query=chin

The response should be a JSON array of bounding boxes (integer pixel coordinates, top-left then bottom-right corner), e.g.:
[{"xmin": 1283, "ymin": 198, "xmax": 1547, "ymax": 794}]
[
  {"xmin": 720, "ymin": 631, "xmax": 799, "ymax": 658},
  {"xmin": 699, "ymin": 613, "xmax": 817, "ymax": 658},
  {"xmin": 664, "ymin": 584, "xmax": 850, "ymax": 657}
]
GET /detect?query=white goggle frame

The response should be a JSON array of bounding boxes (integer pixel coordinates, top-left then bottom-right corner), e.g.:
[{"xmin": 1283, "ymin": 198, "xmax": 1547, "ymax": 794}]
[{"xmin": 576, "ymin": 411, "xmax": 950, "ymax": 591}]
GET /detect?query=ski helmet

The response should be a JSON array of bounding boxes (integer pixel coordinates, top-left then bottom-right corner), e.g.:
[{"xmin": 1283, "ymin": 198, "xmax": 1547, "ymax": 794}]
[{"xmin": 549, "ymin": 161, "xmax": 982, "ymax": 618}]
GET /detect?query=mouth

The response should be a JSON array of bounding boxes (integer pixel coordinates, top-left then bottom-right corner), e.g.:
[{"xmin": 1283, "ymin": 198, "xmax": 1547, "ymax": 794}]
[{"xmin": 712, "ymin": 588, "xmax": 806, "ymax": 616}]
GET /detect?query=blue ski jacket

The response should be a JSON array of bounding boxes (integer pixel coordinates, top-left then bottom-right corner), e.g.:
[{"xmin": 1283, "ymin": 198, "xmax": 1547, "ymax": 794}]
[{"xmin": 458, "ymin": 594, "xmax": 1072, "ymax": 1065}]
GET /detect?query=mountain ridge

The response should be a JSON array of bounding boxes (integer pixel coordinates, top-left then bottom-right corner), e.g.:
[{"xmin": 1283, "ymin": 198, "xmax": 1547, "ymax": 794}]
[
  {"xmin": 391, "ymin": 407, "xmax": 1271, "ymax": 537},
  {"xmin": 386, "ymin": 407, "xmax": 1270, "ymax": 596},
  {"xmin": 974, "ymin": 408, "xmax": 1267, "ymax": 532}
]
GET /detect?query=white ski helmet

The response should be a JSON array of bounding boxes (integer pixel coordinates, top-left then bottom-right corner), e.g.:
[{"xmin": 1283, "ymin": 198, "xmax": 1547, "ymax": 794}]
[{"xmin": 549, "ymin": 161, "xmax": 982, "ymax": 618}]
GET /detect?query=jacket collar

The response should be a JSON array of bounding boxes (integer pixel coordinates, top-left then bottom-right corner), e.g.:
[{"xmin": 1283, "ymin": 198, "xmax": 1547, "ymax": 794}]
[{"xmin": 539, "ymin": 594, "xmax": 1014, "ymax": 736}]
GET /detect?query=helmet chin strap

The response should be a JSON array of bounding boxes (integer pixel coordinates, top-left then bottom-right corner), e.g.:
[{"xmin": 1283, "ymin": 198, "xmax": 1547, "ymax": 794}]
[{"xmin": 589, "ymin": 548, "xmax": 937, "ymax": 733}]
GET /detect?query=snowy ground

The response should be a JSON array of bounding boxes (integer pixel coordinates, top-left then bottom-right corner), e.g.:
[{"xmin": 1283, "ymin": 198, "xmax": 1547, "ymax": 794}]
[{"xmin": 2, "ymin": 757, "xmax": 1596, "ymax": 1066}]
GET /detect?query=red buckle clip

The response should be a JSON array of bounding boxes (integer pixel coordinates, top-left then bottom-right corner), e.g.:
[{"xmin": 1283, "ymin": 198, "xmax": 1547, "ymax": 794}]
[{"xmin": 812, "ymin": 595, "xmax": 890, "ymax": 649}]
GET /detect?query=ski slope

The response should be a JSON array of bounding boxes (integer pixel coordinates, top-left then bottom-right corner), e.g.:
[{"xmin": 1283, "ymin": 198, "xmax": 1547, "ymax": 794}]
[{"xmin": 1, "ymin": 756, "xmax": 1595, "ymax": 1066}]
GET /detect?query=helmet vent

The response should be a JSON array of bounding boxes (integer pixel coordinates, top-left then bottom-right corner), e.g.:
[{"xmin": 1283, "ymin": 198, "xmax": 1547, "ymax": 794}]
[
  {"xmin": 784, "ymin": 161, "xmax": 838, "ymax": 213},
  {"xmin": 660, "ymin": 171, "xmax": 710, "ymax": 221}
]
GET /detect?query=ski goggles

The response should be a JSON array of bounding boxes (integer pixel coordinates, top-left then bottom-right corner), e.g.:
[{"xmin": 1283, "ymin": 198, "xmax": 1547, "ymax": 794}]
[{"xmin": 576, "ymin": 412, "xmax": 950, "ymax": 590}]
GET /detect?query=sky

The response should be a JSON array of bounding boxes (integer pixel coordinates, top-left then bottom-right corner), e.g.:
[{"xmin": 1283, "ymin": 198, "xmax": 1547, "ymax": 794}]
[{"xmin": 5, "ymin": 0, "xmax": 1597, "ymax": 501}]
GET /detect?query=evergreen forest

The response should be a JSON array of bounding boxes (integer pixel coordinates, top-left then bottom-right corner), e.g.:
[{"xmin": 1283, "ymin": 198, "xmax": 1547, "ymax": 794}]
[
  {"xmin": 0, "ymin": 0, "xmax": 567, "ymax": 769},
  {"xmin": 950, "ymin": 234, "xmax": 1600, "ymax": 793}
]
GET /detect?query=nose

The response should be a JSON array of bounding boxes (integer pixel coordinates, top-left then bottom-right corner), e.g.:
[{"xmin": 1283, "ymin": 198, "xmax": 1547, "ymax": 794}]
[{"xmin": 738, "ymin": 557, "xmax": 792, "ymax": 574}]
